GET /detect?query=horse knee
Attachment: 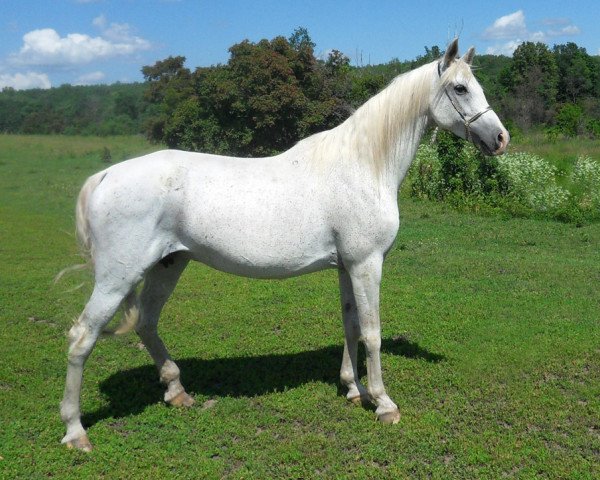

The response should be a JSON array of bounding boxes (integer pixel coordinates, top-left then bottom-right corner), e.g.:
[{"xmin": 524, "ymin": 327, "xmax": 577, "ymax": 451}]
[
  {"xmin": 361, "ymin": 333, "xmax": 381, "ymax": 354},
  {"xmin": 367, "ymin": 384, "xmax": 387, "ymax": 400}
]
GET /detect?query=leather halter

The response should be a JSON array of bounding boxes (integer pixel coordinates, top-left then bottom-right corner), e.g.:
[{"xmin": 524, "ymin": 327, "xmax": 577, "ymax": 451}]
[{"xmin": 437, "ymin": 62, "xmax": 492, "ymax": 142}]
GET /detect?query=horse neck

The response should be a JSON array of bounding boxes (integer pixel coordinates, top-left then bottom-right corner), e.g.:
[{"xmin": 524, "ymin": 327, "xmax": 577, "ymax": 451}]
[{"xmin": 342, "ymin": 62, "xmax": 434, "ymax": 192}]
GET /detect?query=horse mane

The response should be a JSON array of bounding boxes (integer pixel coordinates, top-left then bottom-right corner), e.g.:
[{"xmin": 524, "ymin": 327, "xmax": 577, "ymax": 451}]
[{"xmin": 294, "ymin": 58, "xmax": 473, "ymax": 179}]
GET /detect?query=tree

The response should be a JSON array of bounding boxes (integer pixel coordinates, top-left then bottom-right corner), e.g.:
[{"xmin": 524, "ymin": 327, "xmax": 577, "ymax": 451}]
[
  {"xmin": 141, "ymin": 56, "xmax": 193, "ymax": 143},
  {"xmin": 553, "ymin": 43, "xmax": 594, "ymax": 103},
  {"xmin": 502, "ymin": 42, "xmax": 559, "ymax": 129},
  {"xmin": 143, "ymin": 28, "xmax": 356, "ymax": 156}
]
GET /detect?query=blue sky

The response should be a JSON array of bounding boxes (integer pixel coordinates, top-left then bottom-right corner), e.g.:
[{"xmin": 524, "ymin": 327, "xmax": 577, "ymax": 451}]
[{"xmin": 1, "ymin": 0, "xmax": 598, "ymax": 90}]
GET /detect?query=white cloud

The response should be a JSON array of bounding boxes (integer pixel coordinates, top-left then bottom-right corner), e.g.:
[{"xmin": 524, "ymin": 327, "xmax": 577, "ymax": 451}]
[
  {"xmin": 9, "ymin": 19, "xmax": 151, "ymax": 67},
  {"xmin": 485, "ymin": 40, "xmax": 523, "ymax": 56},
  {"xmin": 483, "ymin": 10, "xmax": 527, "ymax": 40},
  {"xmin": 92, "ymin": 14, "xmax": 108, "ymax": 29},
  {"xmin": 483, "ymin": 10, "xmax": 581, "ymax": 56},
  {"xmin": 74, "ymin": 71, "xmax": 105, "ymax": 85},
  {"xmin": 541, "ymin": 17, "xmax": 571, "ymax": 26},
  {"xmin": 0, "ymin": 71, "xmax": 51, "ymax": 90},
  {"xmin": 547, "ymin": 25, "xmax": 581, "ymax": 37}
]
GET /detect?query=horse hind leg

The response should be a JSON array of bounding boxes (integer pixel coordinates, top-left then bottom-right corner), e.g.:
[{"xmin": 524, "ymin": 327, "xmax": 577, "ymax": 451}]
[
  {"xmin": 60, "ymin": 284, "xmax": 135, "ymax": 451},
  {"xmin": 135, "ymin": 253, "xmax": 194, "ymax": 407}
]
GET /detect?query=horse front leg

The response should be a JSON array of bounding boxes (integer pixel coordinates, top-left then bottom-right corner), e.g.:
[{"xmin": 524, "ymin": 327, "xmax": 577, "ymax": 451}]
[
  {"xmin": 338, "ymin": 267, "xmax": 369, "ymax": 405},
  {"xmin": 347, "ymin": 255, "xmax": 400, "ymax": 424}
]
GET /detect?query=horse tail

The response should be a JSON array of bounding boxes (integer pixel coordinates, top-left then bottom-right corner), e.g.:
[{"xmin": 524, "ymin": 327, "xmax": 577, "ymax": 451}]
[
  {"xmin": 102, "ymin": 291, "xmax": 140, "ymax": 336},
  {"xmin": 57, "ymin": 170, "xmax": 141, "ymax": 336},
  {"xmin": 54, "ymin": 171, "xmax": 106, "ymax": 283},
  {"xmin": 75, "ymin": 170, "xmax": 105, "ymax": 262}
]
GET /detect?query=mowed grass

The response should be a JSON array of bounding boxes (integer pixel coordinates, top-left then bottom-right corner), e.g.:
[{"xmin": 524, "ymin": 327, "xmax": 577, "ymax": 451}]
[{"xmin": 0, "ymin": 134, "xmax": 599, "ymax": 479}]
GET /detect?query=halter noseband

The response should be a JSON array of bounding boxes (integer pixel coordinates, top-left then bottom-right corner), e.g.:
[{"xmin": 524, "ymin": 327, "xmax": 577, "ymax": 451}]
[{"xmin": 437, "ymin": 62, "xmax": 492, "ymax": 142}]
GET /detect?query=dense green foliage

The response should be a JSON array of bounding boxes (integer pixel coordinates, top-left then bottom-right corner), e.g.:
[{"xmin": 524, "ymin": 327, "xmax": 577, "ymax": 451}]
[
  {"xmin": 2, "ymin": 29, "xmax": 598, "ymax": 151},
  {"xmin": 409, "ymin": 130, "xmax": 600, "ymax": 224},
  {"xmin": 0, "ymin": 83, "xmax": 150, "ymax": 136},
  {"xmin": 1, "ymin": 135, "xmax": 598, "ymax": 478},
  {"xmin": 498, "ymin": 41, "xmax": 600, "ymax": 137},
  {"xmin": 140, "ymin": 35, "xmax": 600, "ymax": 154},
  {"xmin": 141, "ymin": 29, "xmax": 355, "ymax": 156}
]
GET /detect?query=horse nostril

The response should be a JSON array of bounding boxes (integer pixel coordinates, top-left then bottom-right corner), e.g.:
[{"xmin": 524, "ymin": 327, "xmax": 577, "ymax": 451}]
[{"xmin": 497, "ymin": 132, "xmax": 504, "ymax": 144}]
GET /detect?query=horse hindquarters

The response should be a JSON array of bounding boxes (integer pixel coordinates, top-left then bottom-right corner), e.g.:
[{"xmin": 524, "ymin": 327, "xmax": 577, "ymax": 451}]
[{"xmin": 61, "ymin": 167, "xmax": 185, "ymax": 450}]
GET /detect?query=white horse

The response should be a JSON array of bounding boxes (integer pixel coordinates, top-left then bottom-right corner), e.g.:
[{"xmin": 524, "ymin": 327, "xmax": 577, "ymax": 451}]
[{"xmin": 60, "ymin": 39, "xmax": 509, "ymax": 451}]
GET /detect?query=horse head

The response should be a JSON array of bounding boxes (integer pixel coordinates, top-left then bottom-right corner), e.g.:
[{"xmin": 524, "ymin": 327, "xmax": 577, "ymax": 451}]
[{"xmin": 429, "ymin": 38, "xmax": 509, "ymax": 155}]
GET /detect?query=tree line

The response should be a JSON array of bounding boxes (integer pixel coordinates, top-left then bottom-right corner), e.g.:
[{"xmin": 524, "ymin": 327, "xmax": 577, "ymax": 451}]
[
  {"xmin": 0, "ymin": 82, "xmax": 150, "ymax": 136},
  {"xmin": 1, "ymin": 28, "xmax": 599, "ymax": 153}
]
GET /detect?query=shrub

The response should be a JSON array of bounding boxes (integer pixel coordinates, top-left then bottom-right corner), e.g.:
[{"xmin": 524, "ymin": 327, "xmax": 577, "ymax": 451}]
[
  {"xmin": 571, "ymin": 155, "xmax": 600, "ymax": 215},
  {"xmin": 410, "ymin": 132, "xmax": 499, "ymax": 201},
  {"xmin": 408, "ymin": 140, "xmax": 578, "ymax": 221},
  {"xmin": 555, "ymin": 103, "xmax": 585, "ymax": 138},
  {"xmin": 586, "ymin": 118, "xmax": 600, "ymax": 139},
  {"xmin": 436, "ymin": 131, "xmax": 483, "ymax": 196},
  {"xmin": 543, "ymin": 126, "xmax": 561, "ymax": 143},
  {"xmin": 410, "ymin": 143, "xmax": 442, "ymax": 200},
  {"xmin": 495, "ymin": 152, "xmax": 570, "ymax": 213}
]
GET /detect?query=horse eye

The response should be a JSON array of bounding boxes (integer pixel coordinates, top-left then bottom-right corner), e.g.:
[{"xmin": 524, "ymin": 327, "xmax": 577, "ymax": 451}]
[{"xmin": 454, "ymin": 85, "xmax": 468, "ymax": 95}]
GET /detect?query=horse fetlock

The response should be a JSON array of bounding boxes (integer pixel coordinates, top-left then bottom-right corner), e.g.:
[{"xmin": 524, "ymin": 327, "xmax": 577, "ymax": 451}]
[
  {"xmin": 366, "ymin": 384, "xmax": 389, "ymax": 402},
  {"xmin": 60, "ymin": 400, "xmax": 78, "ymax": 424},
  {"xmin": 340, "ymin": 367, "xmax": 356, "ymax": 387},
  {"xmin": 343, "ymin": 378, "xmax": 369, "ymax": 402},
  {"xmin": 159, "ymin": 359, "xmax": 180, "ymax": 384},
  {"xmin": 61, "ymin": 420, "xmax": 88, "ymax": 443}
]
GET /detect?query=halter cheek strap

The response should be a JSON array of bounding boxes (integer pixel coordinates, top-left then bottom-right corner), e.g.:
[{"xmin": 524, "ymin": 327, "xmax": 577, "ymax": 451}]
[{"xmin": 437, "ymin": 62, "xmax": 492, "ymax": 142}]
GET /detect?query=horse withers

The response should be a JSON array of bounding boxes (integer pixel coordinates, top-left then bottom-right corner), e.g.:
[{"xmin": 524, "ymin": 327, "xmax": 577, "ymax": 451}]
[{"xmin": 60, "ymin": 39, "xmax": 508, "ymax": 451}]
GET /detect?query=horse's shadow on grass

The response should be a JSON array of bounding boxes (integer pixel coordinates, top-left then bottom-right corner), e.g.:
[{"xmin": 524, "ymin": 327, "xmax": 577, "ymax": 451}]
[{"xmin": 82, "ymin": 337, "xmax": 444, "ymax": 428}]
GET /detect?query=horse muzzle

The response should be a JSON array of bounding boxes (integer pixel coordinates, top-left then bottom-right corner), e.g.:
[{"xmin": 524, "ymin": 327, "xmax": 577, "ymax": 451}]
[
  {"xmin": 472, "ymin": 128, "xmax": 509, "ymax": 156},
  {"xmin": 491, "ymin": 128, "xmax": 509, "ymax": 155}
]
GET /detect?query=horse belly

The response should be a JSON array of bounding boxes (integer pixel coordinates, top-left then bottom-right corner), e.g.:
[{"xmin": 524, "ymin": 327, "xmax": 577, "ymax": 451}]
[
  {"xmin": 185, "ymin": 221, "xmax": 338, "ymax": 278},
  {"xmin": 181, "ymin": 195, "xmax": 338, "ymax": 278}
]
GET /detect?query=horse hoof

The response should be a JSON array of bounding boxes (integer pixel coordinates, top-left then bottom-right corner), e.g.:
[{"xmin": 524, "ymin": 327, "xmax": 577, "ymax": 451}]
[
  {"xmin": 168, "ymin": 391, "xmax": 195, "ymax": 407},
  {"xmin": 348, "ymin": 394, "xmax": 370, "ymax": 406},
  {"xmin": 65, "ymin": 434, "xmax": 93, "ymax": 452},
  {"xmin": 377, "ymin": 409, "xmax": 400, "ymax": 425}
]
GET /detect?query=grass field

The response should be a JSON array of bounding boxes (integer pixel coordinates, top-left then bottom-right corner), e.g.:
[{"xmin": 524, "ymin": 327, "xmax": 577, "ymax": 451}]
[
  {"xmin": 1, "ymin": 134, "xmax": 599, "ymax": 479},
  {"xmin": 511, "ymin": 132, "xmax": 600, "ymax": 176}
]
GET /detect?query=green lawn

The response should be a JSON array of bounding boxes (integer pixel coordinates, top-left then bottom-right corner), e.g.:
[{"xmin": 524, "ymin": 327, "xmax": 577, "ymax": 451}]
[{"xmin": 0, "ymin": 135, "xmax": 598, "ymax": 479}]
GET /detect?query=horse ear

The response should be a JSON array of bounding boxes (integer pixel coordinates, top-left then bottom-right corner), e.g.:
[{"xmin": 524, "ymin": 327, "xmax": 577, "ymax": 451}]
[
  {"xmin": 442, "ymin": 38, "xmax": 459, "ymax": 69},
  {"xmin": 462, "ymin": 47, "xmax": 475, "ymax": 65}
]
